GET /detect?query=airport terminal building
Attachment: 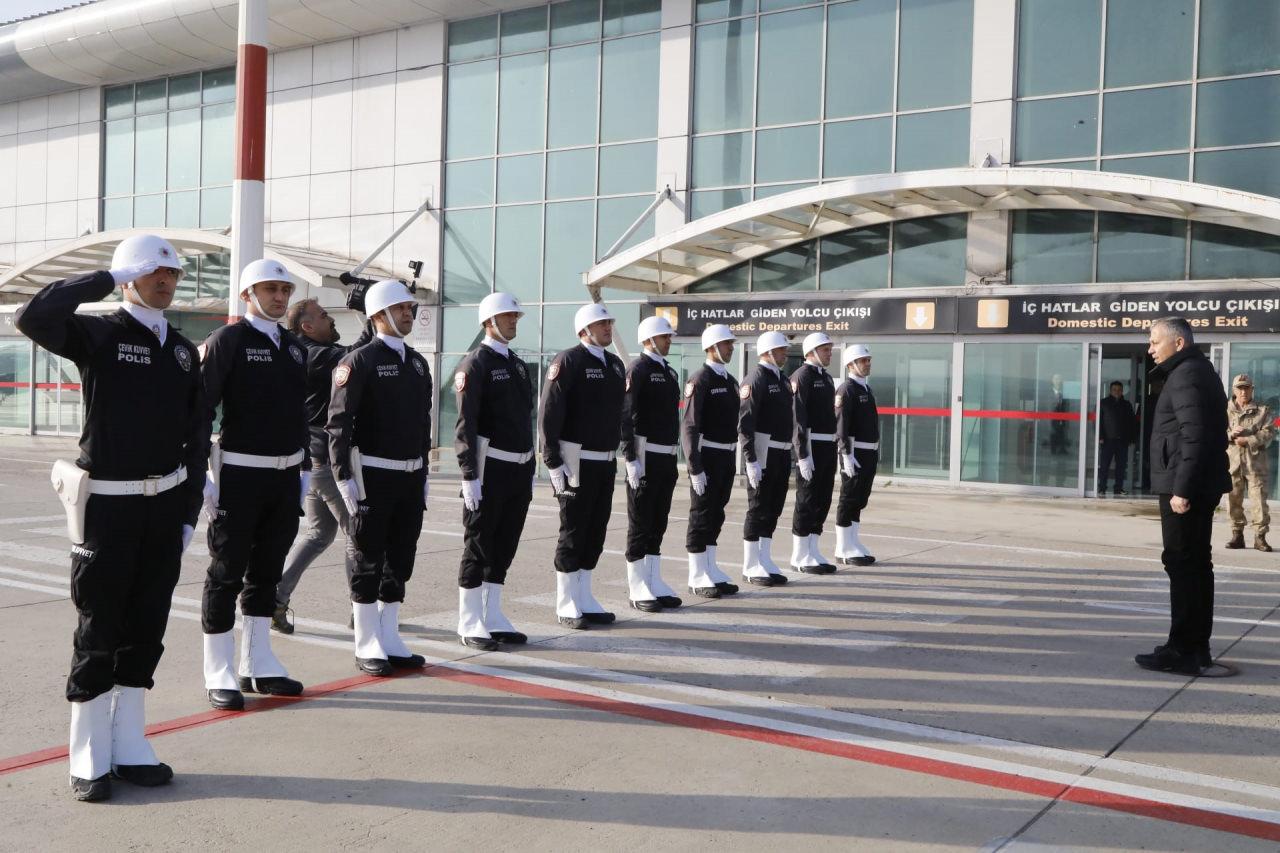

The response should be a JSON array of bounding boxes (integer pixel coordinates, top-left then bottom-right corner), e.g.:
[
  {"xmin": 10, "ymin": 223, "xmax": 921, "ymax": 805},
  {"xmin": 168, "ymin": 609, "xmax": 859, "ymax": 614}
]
[{"xmin": 0, "ymin": 0, "xmax": 1277, "ymax": 497}]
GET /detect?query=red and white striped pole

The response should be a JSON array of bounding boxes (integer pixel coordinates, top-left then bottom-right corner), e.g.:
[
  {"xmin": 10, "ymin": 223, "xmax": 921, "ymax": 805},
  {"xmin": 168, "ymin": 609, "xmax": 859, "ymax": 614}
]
[{"xmin": 228, "ymin": 0, "xmax": 268, "ymax": 321}]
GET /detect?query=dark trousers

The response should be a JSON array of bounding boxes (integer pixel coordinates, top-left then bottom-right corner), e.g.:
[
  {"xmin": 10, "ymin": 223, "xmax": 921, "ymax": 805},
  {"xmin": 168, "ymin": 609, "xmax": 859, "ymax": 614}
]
[
  {"xmin": 203, "ymin": 465, "xmax": 301, "ymax": 633},
  {"xmin": 1099, "ymin": 439, "xmax": 1130, "ymax": 493},
  {"xmin": 686, "ymin": 448, "xmax": 735, "ymax": 552},
  {"xmin": 67, "ymin": 490, "xmax": 185, "ymax": 701},
  {"xmin": 1159, "ymin": 493, "xmax": 1216, "ymax": 655},
  {"xmin": 625, "ymin": 453, "xmax": 678, "ymax": 561},
  {"xmin": 743, "ymin": 447, "xmax": 791, "ymax": 541},
  {"xmin": 459, "ymin": 457, "xmax": 534, "ymax": 588},
  {"xmin": 349, "ymin": 467, "xmax": 426, "ymax": 604},
  {"xmin": 836, "ymin": 450, "xmax": 878, "ymax": 526},
  {"xmin": 791, "ymin": 441, "xmax": 837, "ymax": 536},
  {"xmin": 555, "ymin": 459, "xmax": 616, "ymax": 572}
]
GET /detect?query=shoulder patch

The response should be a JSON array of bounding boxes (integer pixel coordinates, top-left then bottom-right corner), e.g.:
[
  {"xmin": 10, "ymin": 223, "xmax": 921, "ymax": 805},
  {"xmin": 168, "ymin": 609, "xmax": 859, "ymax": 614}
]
[
  {"xmin": 454, "ymin": 371, "xmax": 466, "ymax": 392},
  {"xmin": 684, "ymin": 380, "xmax": 694, "ymax": 398},
  {"xmin": 173, "ymin": 345, "xmax": 192, "ymax": 373},
  {"xmin": 413, "ymin": 358, "xmax": 425, "ymax": 376},
  {"xmin": 334, "ymin": 364, "xmax": 351, "ymax": 387},
  {"xmin": 739, "ymin": 385, "xmax": 751, "ymax": 400},
  {"xmin": 548, "ymin": 362, "xmax": 561, "ymax": 381},
  {"xmin": 289, "ymin": 344, "xmax": 305, "ymax": 365}
]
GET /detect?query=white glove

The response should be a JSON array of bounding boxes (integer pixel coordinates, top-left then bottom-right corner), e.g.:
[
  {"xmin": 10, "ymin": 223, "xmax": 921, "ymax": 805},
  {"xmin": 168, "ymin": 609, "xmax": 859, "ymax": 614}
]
[
  {"xmin": 109, "ymin": 259, "xmax": 158, "ymax": 286},
  {"xmin": 625, "ymin": 459, "xmax": 643, "ymax": 490},
  {"xmin": 746, "ymin": 460, "xmax": 762, "ymax": 489},
  {"xmin": 181, "ymin": 524, "xmax": 195, "ymax": 553},
  {"xmin": 690, "ymin": 471, "xmax": 708, "ymax": 495},
  {"xmin": 201, "ymin": 473, "xmax": 219, "ymax": 524},
  {"xmin": 461, "ymin": 478, "xmax": 482, "ymax": 511},
  {"xmin": 797, "ymin": 456, "xmax": 814, "ymax": 481},
  {"xmin": 299, "ymin": 470, "xmax": 311, "ymax": 509},
  {"xmin": 840, "ymin": 453, "xmax": 856, "ymax": 478},
  {"xmin": 423, "ymin": 475, "xmax": 430, "ymax": 505},
  {"xmin": 338, "ymin": 478, "xmax": 361, "ymax": 518},
  {"xmin": 549, "ymin": 465, "xmax": 569, "ymax": 495}
]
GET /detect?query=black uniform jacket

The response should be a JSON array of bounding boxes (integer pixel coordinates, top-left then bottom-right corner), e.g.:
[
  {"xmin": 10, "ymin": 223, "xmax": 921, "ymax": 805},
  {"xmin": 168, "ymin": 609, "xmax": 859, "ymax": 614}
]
[
  {"xmin": 681, "ymin": 363, "xmax": 739, "ymax": 476},
  {"xmin": 298, "ymin": 324, "xmax": 374, "ymax": 465},
  {"xmin": 791, "ymin": 361, "xmax": 836, "ymax": 458},
  {"xmin": 1148, "ymin": 347, "xmax": 1231, "ymax": 499},
  {"xmin": 621, "ymin": 352, "xmax": 681, "ymax": 463},
  {"xmin": 539, "ymin": 343, "xmax": 626, "ymax": 469},
  {"xmin": 453, "ymin": 341, "xmax": 535, "ymax": 481},
  {"xmin": 836, "ymin": 376, "xmax": 879, "ymax": 455},
  {"xmin": 15, "ymin": 270, "xmax": 206, "ymax": 524},
  {"xmin": 738, "ymin": 362, "xmax": 793, "ymax": 463}
]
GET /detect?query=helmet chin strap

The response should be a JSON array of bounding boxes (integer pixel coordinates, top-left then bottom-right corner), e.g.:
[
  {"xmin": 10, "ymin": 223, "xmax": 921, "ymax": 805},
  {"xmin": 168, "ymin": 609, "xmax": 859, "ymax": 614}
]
[
  {"xmin": 487, "ymin": 321, "xmax": 509, "ymax": 344},
  {"xmin": 710, "ymin": 343, "xmax": 729, "ymax": 365},
  {"xmin": 124, "ymin": 283, "xmax": 162, "ymax": 312},
  {"xmin": 247, "ymin": 290, "xmax": 286, "ymax": 323},
  {"xmin": 378, "ymin": 308, "xmax": 408, "ymax": 338}
]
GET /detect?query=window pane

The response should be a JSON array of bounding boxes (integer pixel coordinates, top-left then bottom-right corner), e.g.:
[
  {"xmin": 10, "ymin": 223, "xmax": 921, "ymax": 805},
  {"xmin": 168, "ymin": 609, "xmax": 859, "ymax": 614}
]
[
  {"xmin": 696, "ymin": 0, "xmax": 755, "ymax": 22},
  {"xmin": 826, "ymin": 0, "xmax": 895, "ymax": 118},
  {"xmin": 196, "ymin": 253, "xmax": 230, "ymax": 301},
  {"xmin": 133, "ymin": 114, "xmax": 166, "ymax": 194},
  {"xmin": 1101, "ymin": 153, "xmax": 1188, "ymax": 181},
  {"xmin": 103, "ymin": 197, "xmax": 132, "ymax": 229},
  {"xmin": 443, "ymin": 208, "xmax": 494, "ymax": 304},
  {"xmin": 867, "ymin": 342, "xmax": 951, "ymax": 478},
  {"xmin": 200, "ymin": 186, "xmax": 231, "ymax": 227},
  {"xmin": 1104, "ymin": 0, "xmax": 1193, "ymax": 87},
  {"xmin": 167, "ymin": 191, "xmax": 199, "ymax": 228},
  {"xmin": 754, "ymin": 181, "xmax": 812, "ymax": 199},
  {"xmin": 552, "ymin": 0, "xmax": 600, "ymax": 45},
  {"xmin": 690, "ymin": 187, "xmax": 750, "ymax": 218},
  {"xmin": 601, "ymin": 33, "xmax": 659, "ymax": 142},
  {"xmin": 446, "ymin": 159, "xmax": 495, "ymax": 207},
  {"xmin": 544, "ymin": 200, "xmax": 596, "ymax": 299},
  {"xmin": 603, "ymin": 0, "xmax": 661, "ymax": 36},
  {"xmin": 498, "ymin": 52, "xmax": 546, "ymax": 153},
  {"xmin": 892, "ymin": 214, "xmax": 966, "ymax": 287},
  {"xmin": 200, "ymin": 102, "xmax": 234, "ymax": 185},
  {"xmin": 1015, "ymin": 95, "xmax": 1097, "ymax": 162},
  {"xmin": 497, "ymin": 154, "xmax": 543, "ymax": 204},
  {"xmin": 542, "ymin": 304, "xmax": 585, "ymax": 351},
  {"xmin": 819, "ymin": 225, "xmax": 890, "ymax": 290},
  {"xmin": 1096, "ymin": 213, "xmax": 1186, "ymax": 282},
  {"xmin": 822, "ymin": 117, "xmax": 891, "ymax": 178},
  {"xmin": 1010, "ymin": 210, "xmax": 1094, "ymax": 285},
  {"xmin": 168, "ymin": 108, "xmax": 200, "ymax": 190},
  {"xmin": 692, "ymin": 131, "xmax": 752, "ymax": 188},
  {"xmin": 447, "ymin": 60, "xmax": 497, "ymax": 159},
  {"xmin": 688, "ymin": 264, "xmax": 750, "ymax": 293},
  {"xmin": 135, "ymin": 80, "xmax": 167, "ymax": 115},
  {"xmin": 548, "ymin": 44, "xmax": 599, "ymax": 148},
  {"xmin": 450, "ymin": 15, "xmax": 499, "ymax": 62},
  {"xmin": 599, "ymin": 141, "xmax": 655, "ymax": 195},
  {"xmin": 201, "ymin": 68, "xmax": 235, "ymax": 103},
  {"xmin": 896, "ymin": 108, "xmax": 969, "ymax": 171},
  {"xmin": 1196, "ymin": 76, "xmax": 1280, "ymax": 148},
  {"xmin": 104, "ymin": 119, "xmax": 134, "ymax": 196},
  {"xmin": 752, "ymin": 244, "xmax": 816, "ymax": 292},
  {"xmin": 1190, "ymin": 223, "xmax": 1280, "ymax": 280},
  {"xmin": 755, "ymin": 124, "xmax": 818, "ymax": 183},
  {"xmin": 133, "ymin": 194, "xmax": 165, "ymax": 227},
  {"xmin": 757, "ymin": 7, "xmax": 822, "ymax": 126},
  {"xmin": 598, "ymin": 195, "xmax": 654, "ymax": 257},
  {"xmin": 495, "ymin": 204, "xmax": 543, "ymax": 302},
  {"xmin": 693, "ymin": 19, "xmax": 755, "ymax": 133},
  {"xmin": 104, "ymin": 85, "xmax": 133, "ymax": 119},
  {"xmin": 547, "ymin": 147, "xmax": 597, "ymax": 198},
  {"xmin": 1101, "ymin": 86, "xmax": 1190, "ymax": 156},
  {"xmin": 897, "ymin": 0, "xmax": 972, "ymax": 109},
  {"xmin": 443, "ymin": 308, "xmax": 485, "ymax": 352},
  {"xmin": 168, "ymin": 73, "xmax": 200, "ymax": 108},
  {"xmin": 1017, "ymin": 0, "xmax": 1100, "ymax": 97},
  {"xmin": 1199, "ymin": 0, "xmax": 1280, "ymax": 77},
  {"xmin": 1195, "ymin": 146, "xmax": 1280, "ymax": 199},
  {"xmin": 501, "ymin": 7, "xmax": 547, "ymax": 53}
]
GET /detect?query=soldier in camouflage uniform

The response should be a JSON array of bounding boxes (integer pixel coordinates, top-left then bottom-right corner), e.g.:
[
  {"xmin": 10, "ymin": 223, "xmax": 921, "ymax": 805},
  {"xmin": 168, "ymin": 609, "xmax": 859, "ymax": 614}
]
[{"xmin": 1225, "ymin": 373, "xmax": 1274, "ymax": 552}]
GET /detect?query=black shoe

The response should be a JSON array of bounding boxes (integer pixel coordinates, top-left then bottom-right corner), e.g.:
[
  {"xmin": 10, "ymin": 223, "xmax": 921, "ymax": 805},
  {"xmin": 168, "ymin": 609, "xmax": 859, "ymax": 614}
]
[
  {"xmin": 356, "ymin": 657, "xmax": 394, "ymax": 676},
  {"xmin": 817, "ymin": 562, "xmax": 838, "ymax": 573},
  {"xmin": 557, "ymin": 615, "xmax": 589, "ymax": 629},
  {"xmin": 112, "ymin": 762, "xmax": 173, "ymax": 787},
  {"xmin": 460, "ymin": 635, "xmax": 501, "ymax": 650},
  {"xmin": 689, "ymin": 585, "xmax": 721, "ymax": 599},
  {"xmin": 656, "ymin": 595, "xmax": 683, "ymax": 608},
  {"xmin": 1135, "ymin": 647, "xmax": 1203, "ymax": 675},
  {"xmin": 70, "ymin": 774, "xmax": 111, "ymax": 802},
  {"xmin": 490, "ymin": 631, "xmax": 528, "ymax": 644},
  {"xmin": 388, "ymin": 654, "xmax": 427, "ymax": 668},
  {"xmin": 745, "ymin": 575, "xmax": 779, "ymax": 587},
  {"xmin": 583, "ymin": 611, "xmax": 616, "ymax": 625},
  {"xmin": 765, "ymin": 573, "xmax": 788, "ymax": 585},
  {"xmin": 270, "ymin": 604, "xmax": 294, "ymax": 635},
  {"xmin": 852, "ymin": 556, "xmax": 875, "ymax": 566},
  {"xmin": 714, "ymin": 581, "xmax": 739, "ymax": 595},
  {"xmin": 630, "ymin": 599, "xmax": 662, "ymax": 612},
  {"xmin": 795, "ymin": 564, "xmax": 835, "ymax": 575},
  {"xmin": 1226, "ymin": 531, "xmax": 1245, "ymax": 549},
  {"xmin": 238, "ymin": 676, "xmax": 304, "ymax": 696},
  {"xmin": 207, "ymin": 689, "xmax": 244, "ymax": 711}
]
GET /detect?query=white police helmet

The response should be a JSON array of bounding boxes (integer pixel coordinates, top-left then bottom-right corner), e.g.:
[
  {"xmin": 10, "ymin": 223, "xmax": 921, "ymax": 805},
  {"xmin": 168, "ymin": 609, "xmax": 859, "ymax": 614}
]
[
  {"xmin": 478, "ymin": 292, "xmax": 524, "ymax": 326},
  {"xmin": 756, "ymin": 331, "xmax": 788, "ymax": 354},
  {"xmin": 574, "ymin": 302, "xmax": 615, "ymax": 335},
  {"xmin": 802, "ymin": 331, "xmax": 833, "ymax": 356},
  {"xmin": 701, "ymin": 323, "xmax": 735, "ymax": 351},
  {"xmin": 238, "ymin": 258, "xmax": 293, "ymax": 298},
  {"xmin": 111, "ymin": 234, "xmax": 183, "ymax": 279},
  {"xmin": 364, "ymin": 279, "xmax": 416, "ymax": 321},
  {"xmin": 843, "ymin": 343, "xmax": 871, "ymax": 367},
  {"xmin": 637, "ymin": 315, "xmax": 675, "ymax": 345}
]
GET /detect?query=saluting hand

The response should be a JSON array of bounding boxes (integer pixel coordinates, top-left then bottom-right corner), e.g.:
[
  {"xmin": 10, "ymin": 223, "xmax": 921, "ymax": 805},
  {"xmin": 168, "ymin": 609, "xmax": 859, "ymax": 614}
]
[{"xmin": 109, "ymin": 259, "xmax": 159, "ymax": 285}]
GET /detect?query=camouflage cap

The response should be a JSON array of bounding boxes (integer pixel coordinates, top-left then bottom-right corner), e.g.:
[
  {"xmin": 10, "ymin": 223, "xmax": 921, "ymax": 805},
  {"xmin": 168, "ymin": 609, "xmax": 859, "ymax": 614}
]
[{"xmin": 1232, "ymin": 373, "xmax": 1253, "ymax": 388}]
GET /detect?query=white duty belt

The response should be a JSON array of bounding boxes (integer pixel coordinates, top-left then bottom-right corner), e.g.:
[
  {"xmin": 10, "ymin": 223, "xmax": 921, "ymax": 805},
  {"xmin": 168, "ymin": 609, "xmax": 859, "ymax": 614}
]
[
  {"xmin": 222, "ymin": 449, "xmax": 306, "ymax": 469},
  {"xmin": 644, "ymin": 443, "xmax": 676, "ymax": 455},
  {"xmin": 699, "ymin": 436, "xmax": 735, "ymax": 452},
  {"xmin": 809, "ymin": 433, "xmax": 835, "ymax": 442},
  {"xmin": 578, "ymin": 449, "xmax": 617, "ymax": 462},
  {"xmin": 852, "ymin": 440, "xmax": 880, "ymax": 450},
  {"xmin": 88, "ymin": 465, "xmax": 188, "ymax": 497},
  {"xmin": 765, "ymin": 439, "xmax": 790, "ymax": 450},
  {"xmin": 360, "ymin": 454, "xmax": 424, "ymax": 472},
  {"xmin": 485, "ymin": 447, "xmax": 534, "ymax": 464}
]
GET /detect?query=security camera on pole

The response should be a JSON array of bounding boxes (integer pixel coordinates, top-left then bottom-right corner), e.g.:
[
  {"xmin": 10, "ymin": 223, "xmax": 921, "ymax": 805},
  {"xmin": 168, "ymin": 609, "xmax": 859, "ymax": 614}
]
[
  {"xmin": 833, "ymin": 344, "xmax": 879, "ymax": 566},
  {"xmin": 789, "ymin": 331, "xmax": 839, "ymax": 573},
  {"xmin": 738, "ymin": 330, "xmax": 794, "ymax": 586}
]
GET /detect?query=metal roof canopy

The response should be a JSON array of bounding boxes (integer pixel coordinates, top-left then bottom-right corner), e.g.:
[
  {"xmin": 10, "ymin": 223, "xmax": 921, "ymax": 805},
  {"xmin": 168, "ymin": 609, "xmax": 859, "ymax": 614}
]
[
  {"xmin": 0, "ymin": 227, "xmax": 393, "ymax": 309},
  {"xmin": 584, "ymin": 168, "xmax": 1280, "ymax": 296}
]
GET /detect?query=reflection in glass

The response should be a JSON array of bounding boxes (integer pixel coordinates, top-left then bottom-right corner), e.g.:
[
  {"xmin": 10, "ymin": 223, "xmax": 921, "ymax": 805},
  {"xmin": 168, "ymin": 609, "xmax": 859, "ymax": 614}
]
[
  {"xmin": 135, "ymin": 80, "xmax": 167, "ymax": 115},
  {"xmin": 1017, "ymin": 0, "xmax": 1099, "ymax": 97},
  {"xmin": 200, "ymin": 102, "xmax": 234, "ymax": 185},
  {"xmin": 167, "ymin": 191, "xmax": 199, "ymax": 228},
  {"xmin": 548, "ymin": 44, "xmax": 599, "ymax": 148},
  {"xmin": 544, "ymin": 200, "xmax": 596, "ymax": 300},
  {"xmin": 1010, "ymin": 210, "xmax": 1094, "ymax": 285},
  {"xmin": 597, "ymin": 195, "xmax": 654, "ymax": 257},
  {"xmin": 442, "ymin": 208, "xmax": 494, "ymax": 304},
  {"xmin": 752, "ymin": 244, "xmax": 816, "ymax": 292},
  {"xmin": 692, "ymin": 131, "xmax": 752, "ymax": 188},
  {"xmin": 1228, "ymin": 342, "xmax": 1280, "ymax": 501},
  {"xmin": 1101, "ymin": 86, "xmax": 1190, "ymax": 156},
  {"xmin": 897, "ymin": 0, "xmax": 972, "ymax": 110},
  {"xmin": 133, "ymin": 114, "xmax": 167, "ymax": 194},
  {"xmin": 1195, "ymin": 146, "xmax": 1280, "ymax": 198},
  {"xmin": 1190, "ymin": 223, "xmax": 1280, "ymax": 281},
  {"xmin": 870, "ymin": 343, "xmax": 951, "ymax": 479},
  {"xmin": 819, "ymin": 225, "xmax": 890, "ymax": 290},
  {"xmin": 1104, "ymin": 0, "xmax": 1192, "ymax": 87},
  {"xmin": 1195, "ymin": 76, "xmax": 1280, "ymax": 149},
  {"xmin": 495, "ymin": 204, "xmax": 543, "ymax": 302},
  {"xmin": 103, "ymin": 197, "xmax": 132, "ymax": 229},
  {"xmin": 499, "ymin": 52, "xmax": 546, "ymax": 154},
  {"xmin": 696, "ymin": 0, "xmax": 755, "ymax": 22},
  {"xmin": 133, "ymin": 194, "xmax": 165, "ymax": 227},
  {"xmin": 449, "ymin": 15, "xmax": 499, "ymax": 62},
  {"xmin": 201, "ymin": 68, "xmax": 235, "ymax": 103},
  {"xmin": 167, "ymin": 108, "xmax": 200, "ymax": 189},
  {"xmin": 1015, "ymin": 95, "xmax": 1097, "ymax": 162},
  {"xmin": 895, "ymin": 108, "xmax": 969, "ymax": 171},
  {"xmin": 447, "ymin": 60, "xmax": 497, "ymax": 159},
  {"xmin": 757, "ymin": 7, "xmax": 822, "ymax": 126},
  {"xmin": 603, "ymin": 0, "xmax": 661, "ymax": 37},
  {"xmin": 547, "ymin": 147, "xmax": 596, "ymax": 198},
  {"xmin": 497, "ymin": 154, "xmax": 543, "ymax": 204},
  {"xmin": 168, "ymin": 73, "xmax": 200, "ymax": 109},
  {"xmin": 826, "ymin": 0, "xmax": 895, "ymax": 118},
  {"xmin": 892, "ymin": 214, "xmax": 966, "ymax": 287},
  {"xmin": 693, "ymin": 19, "xmax": 755, "ymax": 133},
  {"xmin": 104, "ymin": 119, "xmax": 133, "ymax": 197},
  {"xmin": 104, "ymin": 85, "xmax": 133, "ymax": 119},
  {"xmin": 501, "ymin": 6, "xmax": 547, "ymax": 53},
  {"xmin": 552, "ymin": 0, "xmax": 600, "ymax": 45},
  {"xmin": 690, "ymin": 187, "xmax": 749, "ymax": 218},
  {"xmin": 600, "ymin": 34, "xmax": 658, "ymax": 142},
  {"xmin": 823, "ymin": 117, "xmax": 892, "ymax": 178},
  {"xmin": 200, "ymin": 186, "xmax": 231, "ymax": 227},
  {"xmin": 1199, "ymin": 0, "xmax": 1280, "ymax": 77},
  {"xmin": 1096, "ymin": 213, "xmax": 1186, "ymax": 282},
  {"xmin": 755, "ymin": 124, "xmax": 818, "ymax": 184},
  {"xmin": 1101, "ymin": 153, "xmax": 1188, "ymax": 181},
  {"xmin": 599, "ymin": 142, "xmax": 656, "ymax": 195},
  {"xmin": 688, "ymin": 264, "xmax": 749, "ymax": 293},
  {"xmin": 445, "ymin": 158, "xmax": 495, "ymax": 208}
]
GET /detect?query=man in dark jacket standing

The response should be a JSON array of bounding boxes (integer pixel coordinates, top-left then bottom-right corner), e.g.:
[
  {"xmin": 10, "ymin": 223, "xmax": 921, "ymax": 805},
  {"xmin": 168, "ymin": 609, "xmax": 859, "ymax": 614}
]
[
  {"xmin": 1136, "ymin": 317, "xmax": 1231, "ymax": 676},
  {"xmin": 1098, "ymin": 381, "xmax": 1136, "ymax": 496}
]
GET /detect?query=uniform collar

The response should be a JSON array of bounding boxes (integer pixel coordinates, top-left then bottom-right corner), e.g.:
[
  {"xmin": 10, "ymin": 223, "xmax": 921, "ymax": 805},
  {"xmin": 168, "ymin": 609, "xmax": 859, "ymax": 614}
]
[
  {"xmin": 705, "ymin": 359, "xmax": 728, "ymax": 378},
  {"xmin": 482, "ymin": 336, "xmax": 509, "ymax": 358},
  {"xmin": 848, "ymin": 372, "xmax": 869, "ymax": 388},
  {"xmin": 581, "ymin": 341, "xmax": 606, "ymax": 363},
  {"xmin": 805, "ymin": 358, "xmax": 827, "ymax": 375},
  {"xmin": 377, "ymin": 332, "xmax": 406, "ymax": 360},
  {"xmin": 122, "ymin": 301, "xmax": 167, "ymax": 345},
  {"xmin": 644, "ymin": 349, "xmax": 666, "ymax": 365},
  {"xmin": 759, "ymin": 359, "xmax": 779, "ymax": 377},
  {"xmin": 246, "ymin": 312, "xmax": 282, "ymax": 348}
]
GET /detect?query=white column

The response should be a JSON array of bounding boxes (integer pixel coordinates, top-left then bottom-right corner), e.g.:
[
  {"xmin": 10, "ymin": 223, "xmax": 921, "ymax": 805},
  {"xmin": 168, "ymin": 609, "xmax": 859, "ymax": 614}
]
[
  {"xmin": 229, "ymin": 0, "xmax": 269, "ymax": 320},
  {"xmin": 655, "ymin": 0, "xmax": 694, "ymax": 236},
  {"xmin": 966, "ymin": 0, "xmax": 1017, "ymax": 287}
]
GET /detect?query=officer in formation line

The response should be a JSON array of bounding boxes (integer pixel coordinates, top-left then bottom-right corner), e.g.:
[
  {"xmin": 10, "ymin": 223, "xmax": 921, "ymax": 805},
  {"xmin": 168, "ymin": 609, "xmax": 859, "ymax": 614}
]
[
  {"xmin": 621, "ymin": 316, "xmax": 684, "ymax": 612},
  {"xmin": 328, "ymin": 280, "xmax": 432, "ymax": 676},
  {"xmin": 790, "ymin": 332, "xmax": 839, "ymax": 574},
  {"xmin": 738, "ymin": 331, "xmax": 794, "ymax": 587},
  {"xmin": 454, "ymin": 293, "xmax": 536, "ymax": 649},
  {"xmin": 199, "ymin": 259, "xmax": 308, "ymax": 711},
  {"xmin": 834, "ymin": 344, "xmax": 879, "ymax": 566},
  {"xmin": 18, "ymin": 235, "xmax": 205, "ymax": 800}
]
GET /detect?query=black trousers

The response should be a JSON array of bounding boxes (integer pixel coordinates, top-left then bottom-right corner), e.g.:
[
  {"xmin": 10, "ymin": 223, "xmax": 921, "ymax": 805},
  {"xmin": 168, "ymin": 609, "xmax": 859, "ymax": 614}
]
[
  {"xmin": 625, "ymin": 453, "xmax": 678, "ymax": 561},
  {"xmin": 743, "ymin": 447, "xmax": 791, "ymax": 541},
  {"xmin": 67, "ymin": 489, "xmax": 185, "ymax": 702},
  {"xmin": 1099, "ymin": 439, "xmax": 1130, "ymax": 493},
  {"xmin": 459, "ymin": 457, "xmax": 534, "ymax": 588},
  {"xmin": 203, "ymin": 465, "xmax": 301, "ymax": 633},
  {"xmin": 555, "ymin": 459, "xmax": 616, "ymax": 573},
  {"xmin": 836, "ymin": 450, "xmax": 878, "ymax": 526},
  {"xmin": 686, "ymin": 448, "xmax": 735, "ymax": 552},
  {"xmin": 791, "ymin": 441, "xmax": 837, "ymax": 537},
  {"xmin": 349, "ymin": 467, "xmax": 426, "ymax": 604},
  {"xmin": 1159, "ymin": 493, "xmax": 1217, "ymax": 655}
]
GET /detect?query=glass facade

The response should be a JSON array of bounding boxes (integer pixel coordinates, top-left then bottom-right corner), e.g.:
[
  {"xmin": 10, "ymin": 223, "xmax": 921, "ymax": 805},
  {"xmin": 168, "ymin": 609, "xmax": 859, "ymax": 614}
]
[
  {"xmin": 1229, "ymin": 343, "xmax": 1280, "ymax": 502},
  {"xmin": 871, "ymin": 343, "xmax": 951, "ymax": 480}
]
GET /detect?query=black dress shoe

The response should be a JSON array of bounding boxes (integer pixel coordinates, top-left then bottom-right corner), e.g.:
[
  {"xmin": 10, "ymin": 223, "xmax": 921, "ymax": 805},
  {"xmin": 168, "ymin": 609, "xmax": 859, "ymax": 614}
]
[
  {"xmin": 207, "ymin": 689, "xmax": 244, "ymax": 711},
  {"xmin": 388, "ymin": 653, "xmax": 427, "ymax": 668},
  {"xmin": 795, "ymin": 564, "xmax": 835, "ymax": 575},
  {"xmin": 490, "ymin": 631, "xmax": 528, "ymax": 644},
  {"xmin": 460, "ymin": 635, "xmax": 501, "ymax": 650},
  {"xmin": 356, "ymin": 657, "xmax": 394, "ymax": 676},
  {"xmin": 557, "ymin": 615, "xmax": 589, "ymax": 629},
  {"xmin": 1135, "ymin": 646, "xmax": 1203, "ymax": 675},
  {"xmin": 851, "ymin": 556, "xmax": 875, "ymax": 566},
  {"xmin": 70, "ymin": 774, "xmax": 111, "ymax": 802},
  {"xmin": 656, "ymin": 595, "xmax": 683, "ymax": 607},
  {"xmin": 113, "ymin": 762, "xmax": 173, "ymax": 787},
  {"xmin": 238, "ymin": 676, "xmax": 304, "ymax": 696},
  {"xmin": 583, "ymin": 611, "xmax": 616, "ymax": 624},
  {"xmin": 714, "ymin": 581, "xmax": 739, "ymax": 595},
  {"xmin": 766, "ymin": 573, "xmax": 788, "ymax": 585},
  {"xmin": 744, "ymin": 575, "xmax": 778, "ymax": 587},
  {"xmin": 689, "ymin": 585, "xmax": 721, "ymax": 599},
  {"xmin": 630, "ymin": 599, "xmax": 662, "ymax": 612}
]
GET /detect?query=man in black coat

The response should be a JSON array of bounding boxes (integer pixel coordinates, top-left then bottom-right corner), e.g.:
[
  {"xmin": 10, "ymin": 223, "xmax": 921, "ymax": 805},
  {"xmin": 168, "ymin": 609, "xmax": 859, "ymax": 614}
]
[
  {"xmin": 1136, "ymin": 317, "xmax": 1231, "ymax": 676},
  {"xmin": 1098, "ymin": 381, "xmax": 1136, "ymax": 496}
]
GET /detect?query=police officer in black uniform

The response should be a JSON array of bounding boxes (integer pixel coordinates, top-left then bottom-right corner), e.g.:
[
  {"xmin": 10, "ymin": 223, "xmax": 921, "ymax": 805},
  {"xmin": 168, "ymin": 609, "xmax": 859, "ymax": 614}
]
[
  {"xmin": 17, "ymin": 234, "xmax": 204, "ymax": 800},
  {"xmin": 539, "ymin": 302, "xmax": 626, "ymax": 629},
  {"xmin": 835, "ymin": 344, "xmax": 879, "ymax": 566},
  {"xmin": 199, "ymin": 259, "xmax": 309, "ymax": 710},
  {"xmin": 738, "ymin": 331, "xmax": 793, "ymax": 586},
  {"xmin": 621, "ymin": 315, "xmax": 683, "ymax": 612},
  {"xmin": 790, "ymin": 332, "xmax": 838, "ymax": 574},
  {"xmin": 455, "ymin": 292, "xmax": 536, "ymax": 650},
  {"xmin": 682, "ymin": 324, "xmax": 741, "ymax": 598},
  {"xmin": 328, "ymin": 280, "xmax": 432, "ymax": 676}
]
